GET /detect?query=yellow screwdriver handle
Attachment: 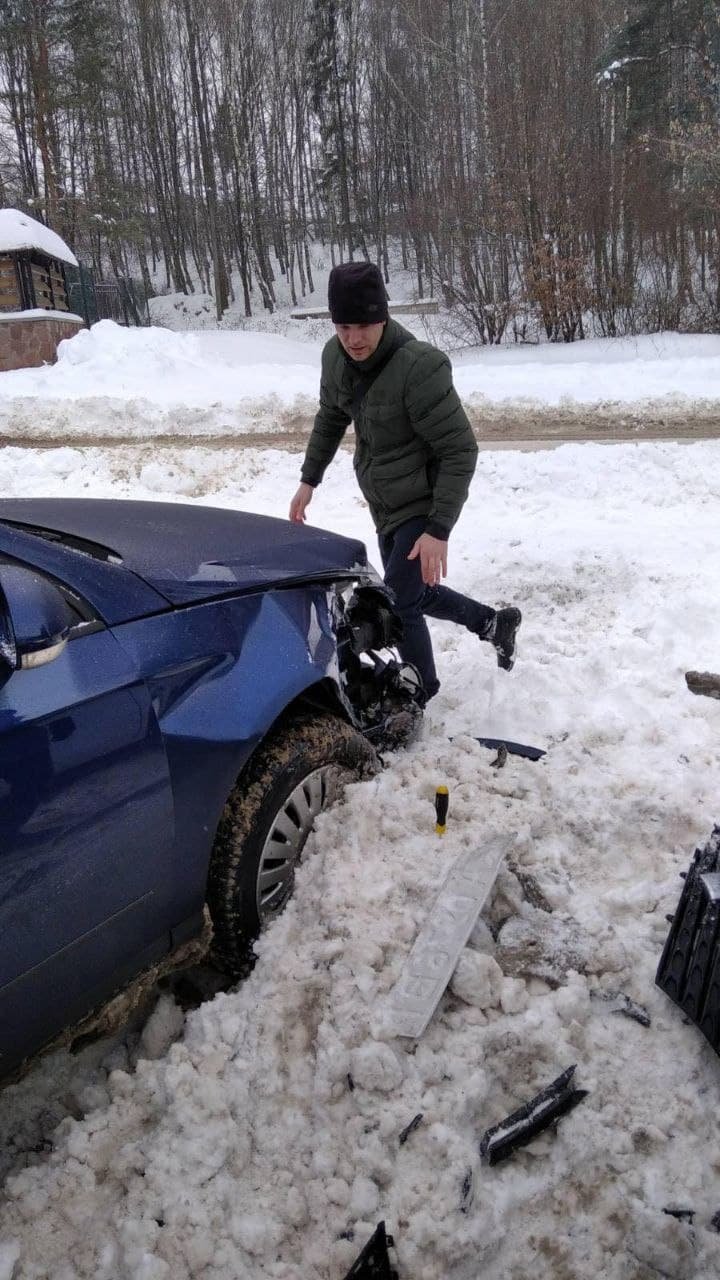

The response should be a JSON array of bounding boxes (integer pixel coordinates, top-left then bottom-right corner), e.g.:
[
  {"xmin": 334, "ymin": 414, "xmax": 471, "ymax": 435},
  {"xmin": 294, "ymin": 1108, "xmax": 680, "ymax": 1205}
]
[{"xmin": 435, "ymin": 785, "xmax": 449, "ymax": 835}]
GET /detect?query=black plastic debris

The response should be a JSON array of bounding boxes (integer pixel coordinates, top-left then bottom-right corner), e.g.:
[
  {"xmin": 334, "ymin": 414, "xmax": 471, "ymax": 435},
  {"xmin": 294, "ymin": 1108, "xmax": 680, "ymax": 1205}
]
[
  {"xmin": 342, "ymin": 1222, "xmax": 398, "ymax": 1280},
  {"xmin": 480, "ymin": 1065, "xmax": 588, "ymax": 1166},
  {"xmin": 611, "ymin": 994, "xmax": 651, "ymax": 1027},
  {"xmin": 398, "ymin": 1113, "xmax": 423, "ymax": 1145},
  {"xmin": 656, "ymin": 825, "xmax": 720, "ymax": 1053},
  {"xmin": 663, "ymin": 1207, "xmax": 695, "ymax": 1225},
  {"xmin": 459, "ymin": 1168, "xmax": 474, "ymax": 1214},
  {"xmin": 593, "ymin": 990, "xmax": 651, "ymax": 1028},
  {"xmin": 472, "ymin": 737, "xmax": 546, "ymax": 762}
]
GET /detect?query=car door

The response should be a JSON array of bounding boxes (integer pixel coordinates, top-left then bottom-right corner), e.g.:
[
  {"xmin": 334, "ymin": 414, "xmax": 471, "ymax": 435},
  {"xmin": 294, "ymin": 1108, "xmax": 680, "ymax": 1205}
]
[{"xmin": 0, "ymin": 559, "xmax": 175, "ymax": 1075}]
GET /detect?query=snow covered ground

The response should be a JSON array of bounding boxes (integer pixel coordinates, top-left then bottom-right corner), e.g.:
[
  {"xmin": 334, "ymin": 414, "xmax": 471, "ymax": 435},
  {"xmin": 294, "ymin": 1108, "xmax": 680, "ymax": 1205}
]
[
  {"xmin": 1, "ymin": 321, "xmax": 720, "ymax": 440},
  {"xmin": 1, "ymin": 323, "xmax": 720, "ymax": 1279}
]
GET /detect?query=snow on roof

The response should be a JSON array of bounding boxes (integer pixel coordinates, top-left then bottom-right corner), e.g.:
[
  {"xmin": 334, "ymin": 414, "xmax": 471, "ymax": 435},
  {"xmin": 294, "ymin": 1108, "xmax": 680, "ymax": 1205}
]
[{"xmin": 0, "ymin": 208, "xmax": 78, "ymax": 266}]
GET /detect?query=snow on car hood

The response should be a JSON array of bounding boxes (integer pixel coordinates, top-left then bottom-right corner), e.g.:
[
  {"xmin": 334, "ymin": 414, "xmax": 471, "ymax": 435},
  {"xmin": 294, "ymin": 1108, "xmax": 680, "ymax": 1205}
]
[{"xmin": 0, "ymin": 499, "xmax": 370, "ymax": 604}]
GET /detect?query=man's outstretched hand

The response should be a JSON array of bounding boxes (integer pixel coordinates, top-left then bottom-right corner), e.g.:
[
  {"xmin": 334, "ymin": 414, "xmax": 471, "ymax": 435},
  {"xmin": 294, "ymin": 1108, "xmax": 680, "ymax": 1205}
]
[
  {"xmin": 289, "ymin": 482, "xmax": 314, "ymax": 523},
  {"xmin": 408, "ymin": 532, "xmax": 448, "ymax": 586}
]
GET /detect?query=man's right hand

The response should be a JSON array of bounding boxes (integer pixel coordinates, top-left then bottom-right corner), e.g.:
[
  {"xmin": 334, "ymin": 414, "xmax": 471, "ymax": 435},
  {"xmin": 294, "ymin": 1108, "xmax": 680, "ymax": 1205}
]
[{"xmin": 289, "ymin": 482, "xmax": 314, "ymax": 523}]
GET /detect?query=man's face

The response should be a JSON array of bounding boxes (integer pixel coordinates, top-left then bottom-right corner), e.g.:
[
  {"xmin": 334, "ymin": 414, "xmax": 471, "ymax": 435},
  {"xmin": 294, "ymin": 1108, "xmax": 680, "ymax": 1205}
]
[{"xmin": 334, "ymin": 321, "xmax": 385, "ymax": 362}]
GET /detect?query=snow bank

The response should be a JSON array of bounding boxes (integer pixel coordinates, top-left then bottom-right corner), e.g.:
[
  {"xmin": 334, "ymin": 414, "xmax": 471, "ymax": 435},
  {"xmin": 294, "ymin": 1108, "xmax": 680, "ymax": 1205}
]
[
  {"xmin": 453, "ymin": 330, "xmax": 720, "ymax": 409},
  {"xmin": 2, "ymin": 323, "xmax": 720, "ymax": 442}
]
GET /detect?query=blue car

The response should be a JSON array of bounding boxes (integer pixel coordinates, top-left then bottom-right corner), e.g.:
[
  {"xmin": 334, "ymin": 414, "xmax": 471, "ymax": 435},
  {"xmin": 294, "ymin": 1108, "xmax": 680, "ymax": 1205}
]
[{"xmin": 0, "ymin": 498, "xmax": 421, "ymax": 1079}]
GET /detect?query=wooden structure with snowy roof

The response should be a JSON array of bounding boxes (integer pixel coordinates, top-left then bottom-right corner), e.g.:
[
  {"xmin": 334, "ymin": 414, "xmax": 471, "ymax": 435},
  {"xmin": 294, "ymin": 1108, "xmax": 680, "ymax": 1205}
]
[{"xmin": 0, "ymin": 209, "xmax": 84, "ymax": 372}]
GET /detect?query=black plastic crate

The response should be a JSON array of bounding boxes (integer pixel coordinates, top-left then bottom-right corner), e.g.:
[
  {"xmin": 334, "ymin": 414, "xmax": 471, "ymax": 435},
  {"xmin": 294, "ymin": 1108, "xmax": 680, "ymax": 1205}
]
[{"xmin": 656, "ymin": 825, "xmax": 720, "ymax": 1052}]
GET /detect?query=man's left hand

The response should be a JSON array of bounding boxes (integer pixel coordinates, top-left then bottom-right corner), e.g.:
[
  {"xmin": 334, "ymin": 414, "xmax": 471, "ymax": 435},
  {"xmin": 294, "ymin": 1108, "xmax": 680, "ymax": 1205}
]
[{"xmin": 408, "ymin": 533, "xmax": 448, "ymax": 586}]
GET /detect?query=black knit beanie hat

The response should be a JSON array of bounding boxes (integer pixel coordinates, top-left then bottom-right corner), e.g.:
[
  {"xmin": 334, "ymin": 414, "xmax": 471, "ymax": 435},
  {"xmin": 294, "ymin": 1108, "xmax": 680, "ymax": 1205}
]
[{"xmin": 328, "ymin": 262, "xmax": 389, "ymax": 324}]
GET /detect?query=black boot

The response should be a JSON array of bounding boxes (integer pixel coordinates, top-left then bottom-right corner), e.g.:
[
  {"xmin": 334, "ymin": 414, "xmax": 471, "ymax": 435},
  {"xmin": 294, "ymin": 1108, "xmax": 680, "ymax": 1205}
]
[{"xmin": 487, "ymin": 607, "xmax": 522, "ymax": 671}]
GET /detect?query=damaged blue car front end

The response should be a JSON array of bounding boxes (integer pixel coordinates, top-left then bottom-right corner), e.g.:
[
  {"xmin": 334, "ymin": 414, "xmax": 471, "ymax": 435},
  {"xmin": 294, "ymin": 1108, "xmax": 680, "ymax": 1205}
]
[{"xmin": 0, "ymin": 499, "xmax": 422, "ymax": 1078}]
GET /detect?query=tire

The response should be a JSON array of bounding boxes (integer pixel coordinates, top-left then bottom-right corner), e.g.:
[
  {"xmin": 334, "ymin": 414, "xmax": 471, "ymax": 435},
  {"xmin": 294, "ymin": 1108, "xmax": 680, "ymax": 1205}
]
[{"xmin": 207, "ymin": 713, "xmax": 379, "ymax": 974}]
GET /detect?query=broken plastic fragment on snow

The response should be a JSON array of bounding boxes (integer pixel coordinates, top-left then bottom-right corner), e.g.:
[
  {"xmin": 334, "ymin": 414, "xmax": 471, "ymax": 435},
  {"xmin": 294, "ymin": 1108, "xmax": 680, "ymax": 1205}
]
[
  {"xmin": 662, "ymin": 1207, "xmax": 695, "ymax": 1225},
  {"xmin": 381, "ymin": 838, "xmax": 511, "ymax": 1039},
  {"xmin": 593, "ymin": 989, "xmax": 651, "ymax": 1027},
  {"xmin": 398, "ymin": 1113, "xmax": 423, "ymax": 1145},
  {"xmin": 341, "ymin": 1220, "xmax": 398, "ymax": 1280},
  {"xmin": 469, "ymin": 736, "xmax": 546, "ymax": 762},
  {"xmin": 480, "ymin": 1065, "xmax": 588, "ymax": 1166}
]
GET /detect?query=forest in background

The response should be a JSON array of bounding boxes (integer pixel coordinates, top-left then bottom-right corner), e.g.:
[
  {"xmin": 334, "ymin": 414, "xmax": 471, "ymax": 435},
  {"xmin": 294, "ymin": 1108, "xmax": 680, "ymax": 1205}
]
[{"xmin": 1, "ymin": 0, "xmax": 720, "ymax": 341}]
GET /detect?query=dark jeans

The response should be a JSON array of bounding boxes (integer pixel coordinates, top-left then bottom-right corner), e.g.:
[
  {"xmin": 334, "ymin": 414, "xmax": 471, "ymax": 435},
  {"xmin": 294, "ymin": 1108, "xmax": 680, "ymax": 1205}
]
[{"xmin": 378, "ymin": 516, "xmax": 495, "ymax": 701}]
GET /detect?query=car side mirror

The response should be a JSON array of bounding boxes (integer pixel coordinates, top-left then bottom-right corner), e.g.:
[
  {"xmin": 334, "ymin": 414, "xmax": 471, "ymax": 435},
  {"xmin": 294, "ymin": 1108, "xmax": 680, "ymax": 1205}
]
[{"xmin": 0, "ymin": 564, "xmax": 72, "ymax": 670}]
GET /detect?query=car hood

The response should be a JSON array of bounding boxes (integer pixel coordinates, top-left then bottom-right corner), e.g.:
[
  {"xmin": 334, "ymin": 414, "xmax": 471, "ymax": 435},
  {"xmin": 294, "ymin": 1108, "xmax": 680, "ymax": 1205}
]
[{"xmin": 0, "ymin": 499, "xmax": 370, "ymax": 605}]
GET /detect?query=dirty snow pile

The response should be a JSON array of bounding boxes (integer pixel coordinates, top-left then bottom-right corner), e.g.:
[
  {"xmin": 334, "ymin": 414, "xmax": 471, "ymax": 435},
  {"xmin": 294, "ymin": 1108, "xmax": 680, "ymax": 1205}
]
[
  {"xmin": 1, "ymin": 321, "xmax": 720, "ymax": 440},
  {"xmin": 1, "ymin": 322, "xmax": 720, "ymax": 1277},
  {"xmin": 0, "ymin": 417, "xmax": 719, "ymax": 1277}
]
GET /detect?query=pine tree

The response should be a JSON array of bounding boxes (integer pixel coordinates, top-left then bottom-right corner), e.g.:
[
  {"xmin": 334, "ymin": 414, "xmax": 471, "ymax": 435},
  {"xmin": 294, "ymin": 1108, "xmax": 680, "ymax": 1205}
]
[{"xmin": 602, "ymin": 0, "xmax": 720, "ymax": 133}]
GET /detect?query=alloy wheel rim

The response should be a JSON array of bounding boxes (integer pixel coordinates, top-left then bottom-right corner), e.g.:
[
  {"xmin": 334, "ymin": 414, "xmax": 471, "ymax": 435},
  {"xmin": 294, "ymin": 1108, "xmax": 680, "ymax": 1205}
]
[{"xmin": 256, "ymin": 766, "xmax": 347, "ymax": 919}]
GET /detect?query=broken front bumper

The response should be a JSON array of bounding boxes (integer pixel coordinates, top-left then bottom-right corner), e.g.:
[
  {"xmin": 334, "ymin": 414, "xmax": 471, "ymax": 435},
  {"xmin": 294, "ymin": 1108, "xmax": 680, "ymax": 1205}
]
[{"xmin": 333, "ymin": 580, "xmax": 424, "ymax": 751}]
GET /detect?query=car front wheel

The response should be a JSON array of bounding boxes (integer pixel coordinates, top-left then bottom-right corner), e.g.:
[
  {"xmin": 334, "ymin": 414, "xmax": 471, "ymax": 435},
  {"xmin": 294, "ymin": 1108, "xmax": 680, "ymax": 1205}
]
[{"xmin": 207, "ymin": 712, "xmax": 378, "ymax": 974}]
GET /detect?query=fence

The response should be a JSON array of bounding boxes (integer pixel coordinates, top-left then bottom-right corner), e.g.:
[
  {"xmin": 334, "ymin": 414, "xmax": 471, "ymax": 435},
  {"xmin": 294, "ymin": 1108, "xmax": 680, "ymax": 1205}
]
[{"xmin": 65, "ymin": 265, "xmax": 150, "ymax": 328}]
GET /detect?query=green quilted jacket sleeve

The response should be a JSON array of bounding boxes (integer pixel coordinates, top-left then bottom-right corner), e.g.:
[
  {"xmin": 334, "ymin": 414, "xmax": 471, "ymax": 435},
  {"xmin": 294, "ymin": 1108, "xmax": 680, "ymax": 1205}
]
[
  {"xmin": 404, "ymin": 348, "xmax": 478, "ymax": 539},
  {"xmin": 300, "ymin": 342, "xmax": 350, "ymax": 487}
]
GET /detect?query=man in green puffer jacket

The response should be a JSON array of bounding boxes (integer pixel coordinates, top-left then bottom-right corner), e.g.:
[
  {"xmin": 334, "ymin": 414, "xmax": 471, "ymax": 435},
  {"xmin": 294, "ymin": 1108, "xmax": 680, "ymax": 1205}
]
[{"xmin": 289, "ymin": 261, "xmax": 522, "ymax": 703}]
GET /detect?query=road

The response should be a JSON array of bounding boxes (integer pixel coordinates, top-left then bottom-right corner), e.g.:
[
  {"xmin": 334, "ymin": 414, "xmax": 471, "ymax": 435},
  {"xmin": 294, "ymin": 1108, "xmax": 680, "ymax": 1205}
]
[{"xmin": 2, "ymin": 405, "xmax": 720, "ymax": 451}]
